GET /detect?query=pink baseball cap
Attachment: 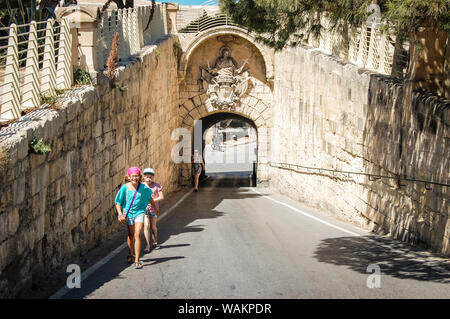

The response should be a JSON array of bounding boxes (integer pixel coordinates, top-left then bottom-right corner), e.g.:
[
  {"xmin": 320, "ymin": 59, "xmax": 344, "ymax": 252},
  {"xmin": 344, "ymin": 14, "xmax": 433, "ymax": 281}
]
[{"xmin": 127, "ymin": 166, "xmax": 141, "ymax": 175}]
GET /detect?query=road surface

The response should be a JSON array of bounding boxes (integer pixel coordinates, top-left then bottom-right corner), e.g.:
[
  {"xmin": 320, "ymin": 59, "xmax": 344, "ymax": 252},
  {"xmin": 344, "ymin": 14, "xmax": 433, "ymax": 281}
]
[{"xmin": 60, "ymin": 176, "xmax": 450, "ymax": 299}]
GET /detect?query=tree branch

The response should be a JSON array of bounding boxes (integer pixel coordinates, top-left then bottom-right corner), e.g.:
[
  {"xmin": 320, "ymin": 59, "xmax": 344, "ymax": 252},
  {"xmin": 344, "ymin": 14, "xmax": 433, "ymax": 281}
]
[
  {"xmin": 99, "ymin": 0, "xmax": 114, "ymax": 17},
  {"xmin": 144, "ymin": 0, "xmax": 155, "ymax": 32},
  {"xmin": 112, "ymin": 0, "xmax": 125, "ymax": 9}
]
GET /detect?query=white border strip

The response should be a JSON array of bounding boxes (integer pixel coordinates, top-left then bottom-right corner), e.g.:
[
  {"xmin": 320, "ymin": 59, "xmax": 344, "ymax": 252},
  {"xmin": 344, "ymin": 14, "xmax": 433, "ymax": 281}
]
[
  {"xmin": 49, "ymin": 242, "xmax": 128, "ymax": 299},
  {"xmin": 251, "ymin": 188, "xmax": 361, "ymax": 237},
  {"xmin": 49, "ymin": 188, "xmax": 194, "ymax": 299}
]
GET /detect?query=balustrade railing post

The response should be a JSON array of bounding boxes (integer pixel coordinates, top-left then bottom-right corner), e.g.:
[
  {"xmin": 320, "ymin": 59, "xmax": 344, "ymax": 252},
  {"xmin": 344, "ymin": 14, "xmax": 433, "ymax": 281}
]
[
  {"xmin": 1, "ymin": 24, "xmax": 21, "ymax": 120},
  {"xmin": 320, "ymin": 18, "xmax": 332, "ymax": 55},
  {"xmin": 56, "ymin": 18, "xmax": 72, "ymax": 90},
  {"xmin": 127, "ymin": 8, "xmax": 133, "ymax": 55},
  {"xmin": 161, "ymin": 3, "xmax": 168, "ymax": 35},
  {"xmin": 41, "ymin": 18, "xmax": 57, "ymax": 98},
  {"xmin": 143, "ymin": 6, "xmax": 151, "ymax": 45},
  {"xmin": 137, "ymin": 6, "xmax": 144, "ymax": 49},
  {"xmin": 131, "ymin": 8, "xmax": 139, "ymax": 53},
  {"xmin": 366, "ymin": 27, "xmax": 379, "ymax": 70},
  {"xmin": 121, "ymin": 9, "xmax": 129, "ymax": 58},
  {"xmin": 326, "ymin": 31, "xmax": 333, "ymax": 55},
  {"xmin": 391, "ymin": 37, "xmax": 407, "ymax": 78},
  {"xmin": 308, "ymin": 34, "xmax": 313, "ymax": 47},
  {"xmin": 356, "ymin": 26, "xmax": 367, "ymax": 67},
  {"xmin": 117, "ymin": 9, "xmax": 126, "ymax": 61},
  {"xmin": 22, "ymin": 21, "xmax": 40, "ymax": 109},
  {"xmin": 130, "ymin": 8, "xmax": 135, "ymax": 54},
  {"xmin": 348, "ymin": 26, "xmax": 359, "ymax": 64},
  {"xmin": 378, "ymin": 32, "xmax": 389, "ymax": 74}
]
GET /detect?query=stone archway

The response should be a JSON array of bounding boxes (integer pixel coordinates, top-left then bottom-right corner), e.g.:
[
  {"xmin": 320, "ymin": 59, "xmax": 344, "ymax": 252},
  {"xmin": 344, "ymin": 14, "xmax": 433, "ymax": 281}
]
[
  {"xmin": 178, "ymin": 95, "xmax": 271, "ymax": 186},
  {"xmin": 179, "ymin": 92, "xmax": 271, "ymax": 129},
  {"xmin": 177, "ymin": 26, "xmax": 273, "ymax": 186}
]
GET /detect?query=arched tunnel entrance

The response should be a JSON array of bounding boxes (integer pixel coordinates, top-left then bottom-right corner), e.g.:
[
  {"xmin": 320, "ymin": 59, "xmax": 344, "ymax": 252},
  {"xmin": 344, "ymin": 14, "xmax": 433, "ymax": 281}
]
[
  {"xmin": 193, "ymin": 112, "xmax": 258, "ymax": 187},
  {"xmin": 177, "ymin": 26, "xmax": 273, "ymax": 188}
]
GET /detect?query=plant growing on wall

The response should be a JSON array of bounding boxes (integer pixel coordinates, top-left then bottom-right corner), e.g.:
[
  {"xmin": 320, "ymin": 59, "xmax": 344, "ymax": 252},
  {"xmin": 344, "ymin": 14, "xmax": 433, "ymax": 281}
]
[
  {"xmin": 29, "ymin": 137, "xmax": 51, "ymax": 155},
  {"xmin": 105, "ymin": 32, "xmax": 119, "ymax": 79},
  {"xmin": 74, "ymin": 68, "xmax": 92, "ymax": 86},
  {"xmin": 105, "ymin": 32, "xmax": 127, "ymax": 92}
]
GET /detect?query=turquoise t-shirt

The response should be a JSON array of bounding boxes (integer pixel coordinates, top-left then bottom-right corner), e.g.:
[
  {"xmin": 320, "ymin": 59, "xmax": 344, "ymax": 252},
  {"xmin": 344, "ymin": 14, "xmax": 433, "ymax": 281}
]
[{"xmin": 115, "ymin": 183, "xmax": 153, "ymax": 218}]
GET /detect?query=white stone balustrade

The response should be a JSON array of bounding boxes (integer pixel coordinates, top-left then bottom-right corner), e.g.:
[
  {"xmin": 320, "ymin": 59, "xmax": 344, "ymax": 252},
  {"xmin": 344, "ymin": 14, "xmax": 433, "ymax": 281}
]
[
  {"xmin": 352, "ymin": 25, "xmax": 407, "ymax": 76},
  {"xmin": 0, "ymin": 18, "xmax": 72, "ymax": 121},
  {"xmin": 299, "ymin": 17, "xmax": 409, "ymax": 78},
  {"xmin": 96, "ymin": 4, "xmax": 168, "ymax": 71},
  {"xmin": 0, "ymin": 3, "xmax": 170, "ymax": 123},
  {"xmin": 1, "ymin": 24, "xmax": 21, "ymax": 120}
]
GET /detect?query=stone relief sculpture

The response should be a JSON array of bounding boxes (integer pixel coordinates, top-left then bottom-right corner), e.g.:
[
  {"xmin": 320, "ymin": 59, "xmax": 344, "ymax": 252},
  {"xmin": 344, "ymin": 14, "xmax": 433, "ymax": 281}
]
[{"xmin": 200, "ymin": 47, "xmax": 251, "ymax": 109}]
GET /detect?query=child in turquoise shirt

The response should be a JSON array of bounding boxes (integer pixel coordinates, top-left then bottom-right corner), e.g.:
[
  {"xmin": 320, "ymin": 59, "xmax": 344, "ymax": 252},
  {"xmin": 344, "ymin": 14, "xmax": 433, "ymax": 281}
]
[{"xmin": 114, "ymin": 167, "xmax": 159, "ymax": 269}]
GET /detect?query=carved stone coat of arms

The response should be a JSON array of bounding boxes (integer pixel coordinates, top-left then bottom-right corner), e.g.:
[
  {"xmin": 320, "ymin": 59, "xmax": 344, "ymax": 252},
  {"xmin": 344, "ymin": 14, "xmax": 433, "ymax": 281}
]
[{"xmin": 200, "ymin": 47, "xmax": 251, "ymax": 109}]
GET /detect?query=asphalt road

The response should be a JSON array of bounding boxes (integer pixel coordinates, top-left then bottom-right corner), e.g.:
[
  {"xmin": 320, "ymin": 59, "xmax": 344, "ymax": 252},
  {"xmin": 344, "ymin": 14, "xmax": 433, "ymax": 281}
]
[
  {"xmin": 204, "ymin": 141, "xmax": 257, "ymax": 174},
  {"xmin": 60, "ymin": 176, "xmax": 450, "ymax": 299}
]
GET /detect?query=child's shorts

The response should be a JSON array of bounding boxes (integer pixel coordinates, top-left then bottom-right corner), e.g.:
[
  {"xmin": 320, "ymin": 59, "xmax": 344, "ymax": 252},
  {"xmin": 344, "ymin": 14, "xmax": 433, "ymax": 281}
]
[
  {"xmin": 146, "ymin": 211, "xmax": 157, "ymax": 218},
  {"xmin": 127, "ymin": 213, "xmax": 145, "ymax": 225}
]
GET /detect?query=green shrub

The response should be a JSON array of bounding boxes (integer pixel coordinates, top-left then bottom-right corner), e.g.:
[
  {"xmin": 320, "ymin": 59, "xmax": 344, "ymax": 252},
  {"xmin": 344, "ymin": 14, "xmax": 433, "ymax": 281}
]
[
  {"xmin": 29, "ymin": 137, "xmax": 51, "ymax": 155},
  {"xmin": 39, "ymin": 92, "xmax": 58, "ymax": 105},
  {"xmin": 114, "ymin": 83, "xmax": 128, "ymax": 92},
  {"xmin": 74, "ymin": 68, "xmax": 92, "ymax": 85}
]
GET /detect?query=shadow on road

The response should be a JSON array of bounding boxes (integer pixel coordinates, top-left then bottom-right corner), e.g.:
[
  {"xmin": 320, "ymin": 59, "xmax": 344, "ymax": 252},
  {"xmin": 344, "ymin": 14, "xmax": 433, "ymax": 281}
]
[
  {"xmin": 140, "ymin": 256, "xmax": 186, "ymax": 266},
  {"xmin": 313, "ymin": 235, "xmax": 450, "ymax": 283},
  {"xmin": 156, "ymin": 174, "xmax": 260, "ymax": 246},
  {"xmin": 152, "ymin": 243, "xmax": 191, "ymax": 250},
  {"xmin": 62, "ymin": 175, "xmax": 261, "ymax": 298}
]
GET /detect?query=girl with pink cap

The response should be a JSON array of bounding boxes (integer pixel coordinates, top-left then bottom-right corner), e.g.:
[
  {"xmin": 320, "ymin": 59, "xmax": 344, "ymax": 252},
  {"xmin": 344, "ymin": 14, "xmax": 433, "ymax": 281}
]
[{"xmin": 114, "ymin": 167, "xmax": 159, "ymax": 269}]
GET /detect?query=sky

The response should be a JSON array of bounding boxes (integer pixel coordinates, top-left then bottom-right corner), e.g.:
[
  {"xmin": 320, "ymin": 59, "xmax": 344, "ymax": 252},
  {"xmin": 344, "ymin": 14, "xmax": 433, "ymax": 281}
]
[{"xmin": 173, "ymin": 0, "xmax": 218, "ymax": 5}]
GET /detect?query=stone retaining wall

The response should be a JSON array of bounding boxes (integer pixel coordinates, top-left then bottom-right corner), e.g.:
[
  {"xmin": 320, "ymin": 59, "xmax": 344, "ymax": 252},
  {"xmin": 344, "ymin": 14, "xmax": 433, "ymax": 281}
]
[
  {"xmin": 0, "ymin": 36, "xmax": 180, "ymax": 297},
  {"xmin": 270, "ymin": 46, "xmax": 449, "ymax": 256}
]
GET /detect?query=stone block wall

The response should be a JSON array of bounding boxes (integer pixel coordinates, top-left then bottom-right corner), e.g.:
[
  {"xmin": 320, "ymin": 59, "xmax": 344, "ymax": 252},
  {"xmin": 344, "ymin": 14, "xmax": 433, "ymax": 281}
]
[
  {"xmin": 270, "ymin": 45, "xmax": 449, "ymax": 256},
  {"xmin": 0, "ymin": 36, "xmax": 180, "ymax": 297}
]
